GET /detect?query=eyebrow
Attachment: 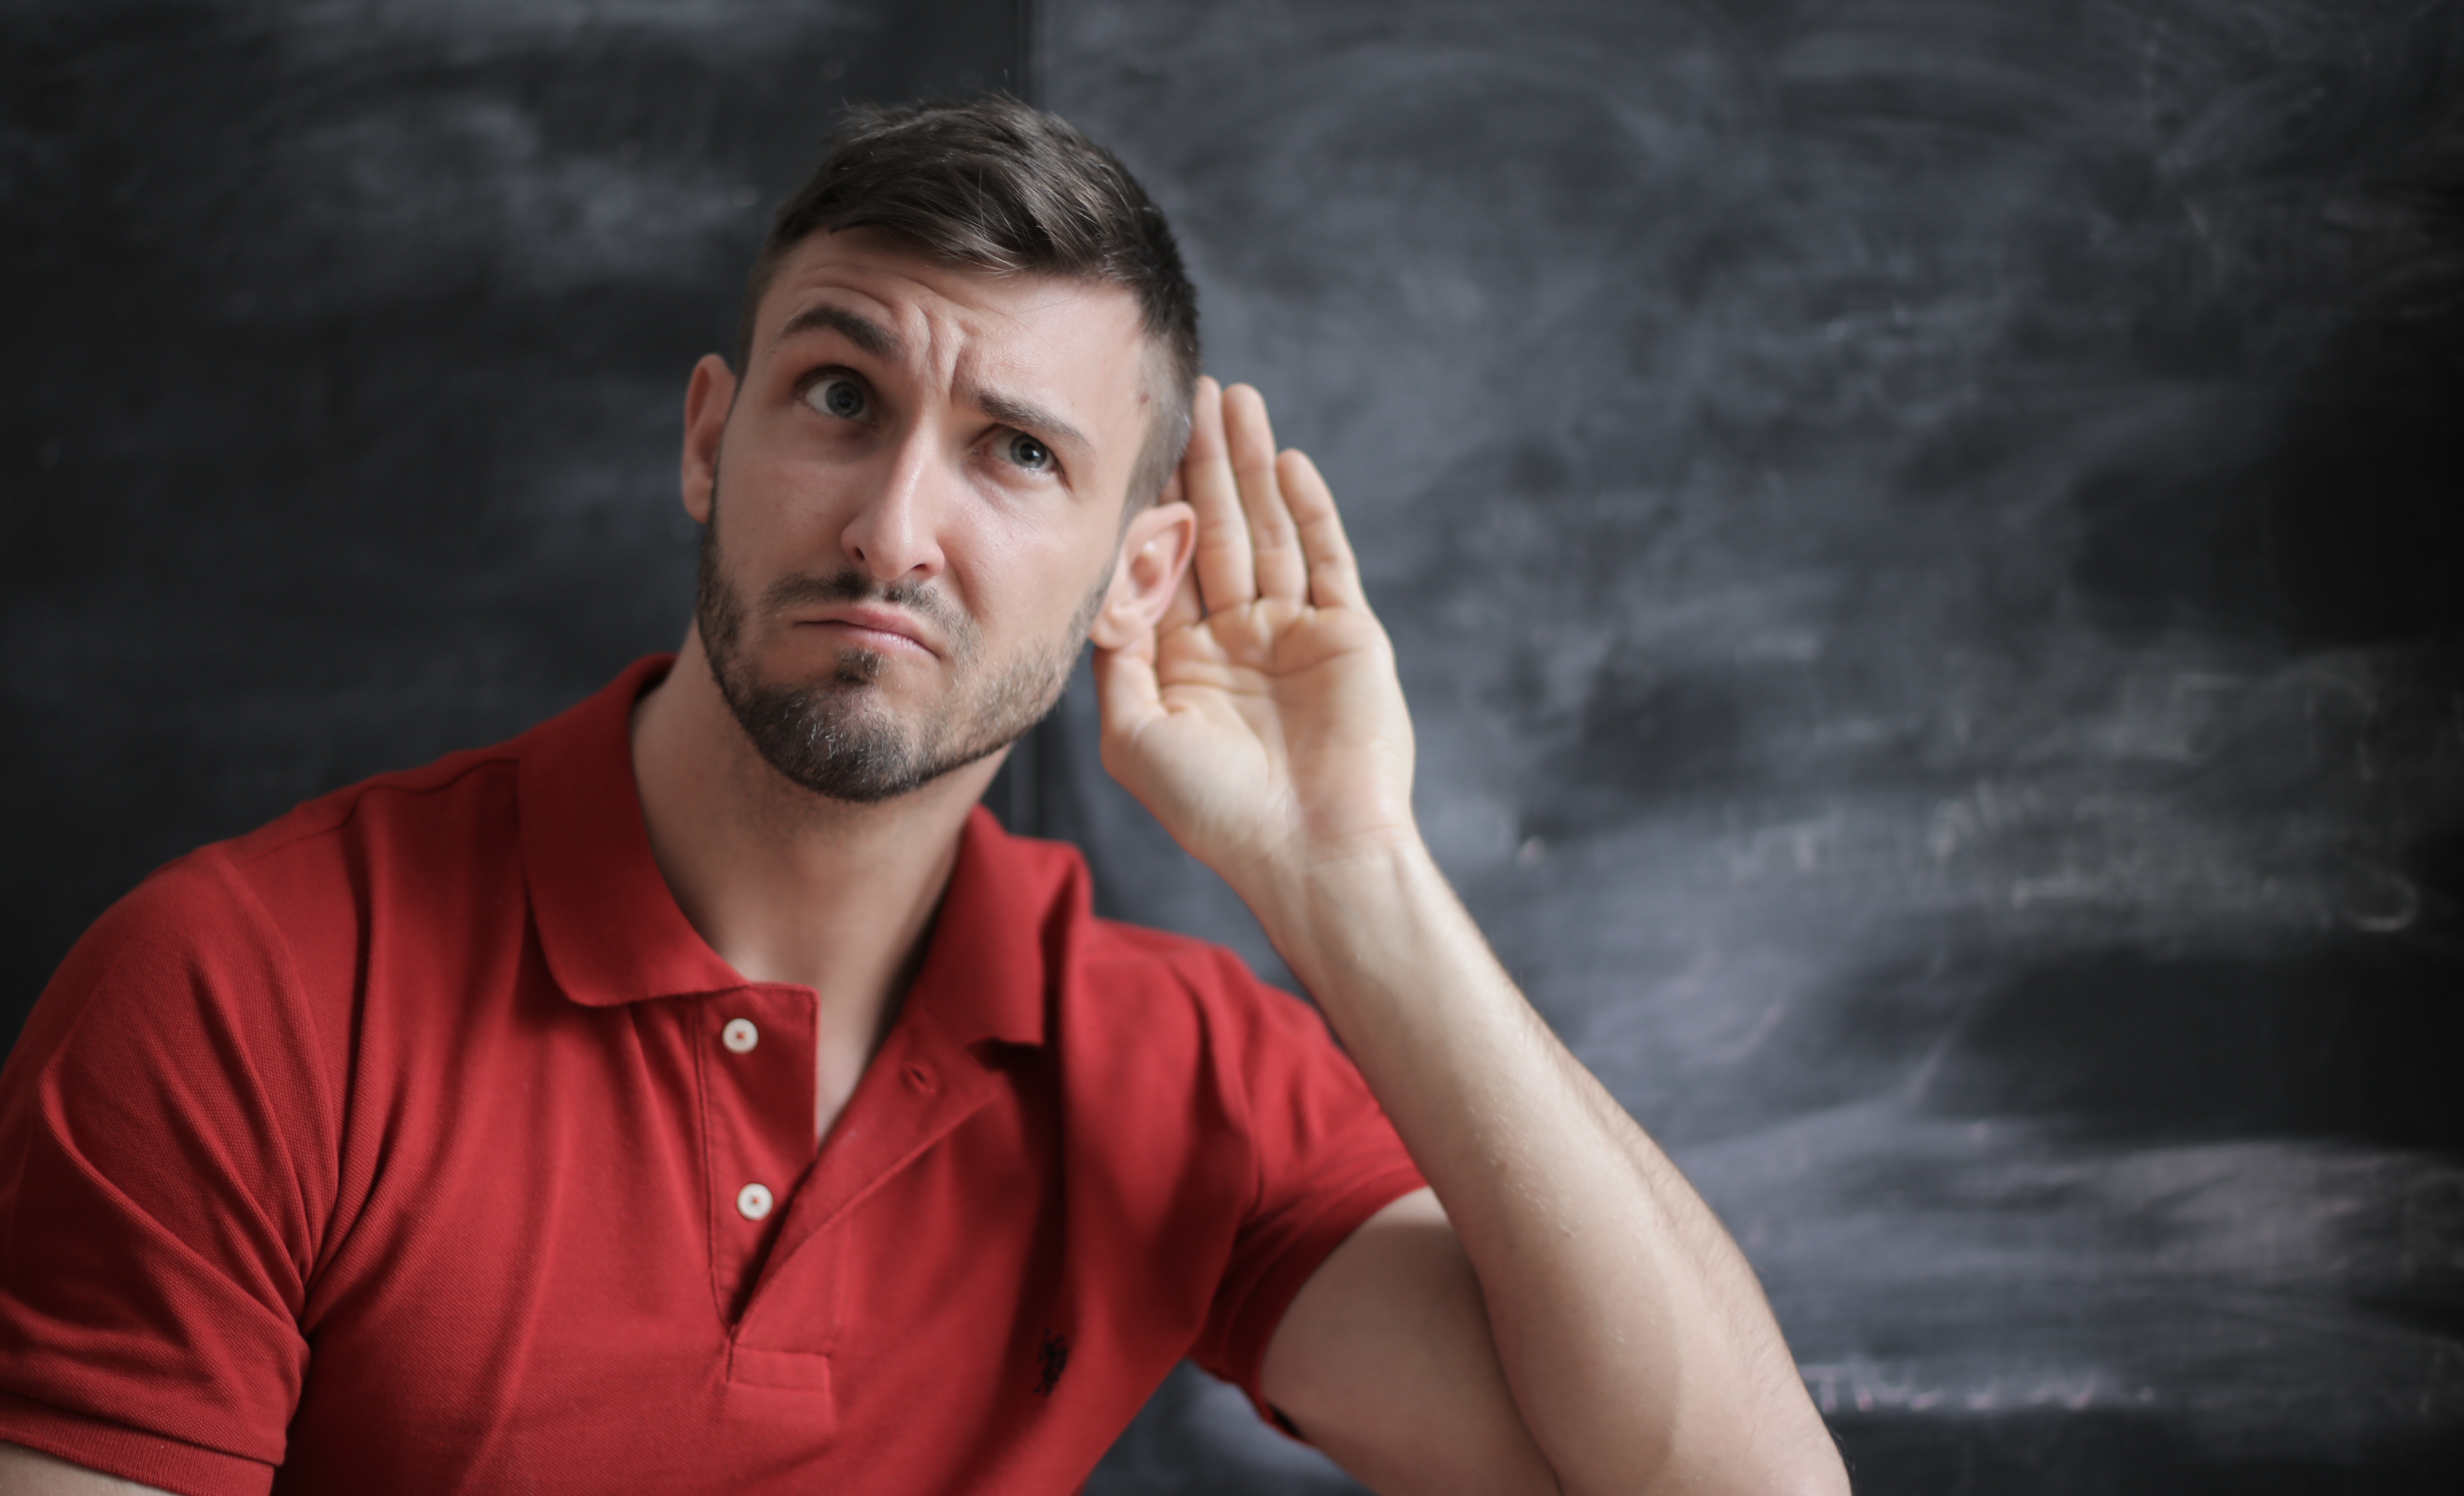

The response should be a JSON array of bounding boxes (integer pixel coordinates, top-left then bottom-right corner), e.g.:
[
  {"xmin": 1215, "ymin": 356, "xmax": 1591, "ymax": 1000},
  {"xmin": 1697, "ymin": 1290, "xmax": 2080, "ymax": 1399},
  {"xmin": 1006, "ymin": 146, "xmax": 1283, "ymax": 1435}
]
[
  {"xmin": 771, "ymin": 301, "xmax": 1091, "ymax": 459},
  {"xmin": 771, "ymin": 303, "xmax": 901, "ymax": 360},
  {"xmin": 967, "ymin": 384, "xmax": 1091, "ymax": 458}
]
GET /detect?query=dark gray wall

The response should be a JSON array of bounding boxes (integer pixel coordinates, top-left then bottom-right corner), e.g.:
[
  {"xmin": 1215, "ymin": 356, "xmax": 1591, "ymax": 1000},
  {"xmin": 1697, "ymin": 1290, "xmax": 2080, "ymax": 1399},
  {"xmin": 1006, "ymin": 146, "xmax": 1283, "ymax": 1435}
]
[
  {"xmin": 1040, "ymin": 1, "xmax": 2464, "ymax": 1493},
  {"xmin": 8, "ymin": 1, "xmax": 2464, "ymax": 1492}
]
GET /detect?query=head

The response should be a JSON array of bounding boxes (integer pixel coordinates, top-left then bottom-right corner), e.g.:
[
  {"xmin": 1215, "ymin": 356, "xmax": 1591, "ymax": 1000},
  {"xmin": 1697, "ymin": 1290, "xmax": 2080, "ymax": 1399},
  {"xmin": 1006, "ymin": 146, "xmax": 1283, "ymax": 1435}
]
[
  {"xmin": 683, "ymin": 98, "xmax": 1202, "ymax": 804},
  {"xmin": 739, "ymin": 97, "xmax": 1200, "ymax": 514}
]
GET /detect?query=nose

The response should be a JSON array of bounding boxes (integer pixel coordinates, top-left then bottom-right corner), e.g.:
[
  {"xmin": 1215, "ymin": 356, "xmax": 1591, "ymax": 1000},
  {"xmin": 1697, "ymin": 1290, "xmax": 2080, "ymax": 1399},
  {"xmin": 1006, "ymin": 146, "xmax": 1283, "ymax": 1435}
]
[{"xmin": 837, "ymin": 426, "xmax": 948, "ymax": 586}]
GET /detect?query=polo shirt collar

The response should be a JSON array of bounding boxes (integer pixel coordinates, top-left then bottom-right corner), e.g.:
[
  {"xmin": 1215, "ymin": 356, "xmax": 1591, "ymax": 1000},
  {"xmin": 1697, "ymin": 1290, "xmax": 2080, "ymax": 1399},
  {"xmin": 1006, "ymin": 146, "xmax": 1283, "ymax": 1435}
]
[{"xmin": 515, "ymin": 655, "xmax": 1054, "ymax": 1050}]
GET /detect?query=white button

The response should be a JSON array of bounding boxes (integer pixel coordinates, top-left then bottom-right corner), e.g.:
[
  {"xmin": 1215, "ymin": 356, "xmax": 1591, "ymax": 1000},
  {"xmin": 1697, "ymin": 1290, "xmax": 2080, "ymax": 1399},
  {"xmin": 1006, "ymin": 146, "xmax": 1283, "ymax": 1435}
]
[
  {"xmin": 722, "ymin": 1018, "xmax": 759, "ymax": 1054},
  {"xmin": 736, "ymin": 1183, "xmax": 774, "ymax": 1221}
]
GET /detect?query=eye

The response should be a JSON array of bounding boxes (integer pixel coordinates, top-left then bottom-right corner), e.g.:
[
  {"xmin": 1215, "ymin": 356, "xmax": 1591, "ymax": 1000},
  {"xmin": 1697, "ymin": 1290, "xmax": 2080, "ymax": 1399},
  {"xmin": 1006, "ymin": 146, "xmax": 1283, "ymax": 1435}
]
[
  {"xmin": 803, "ymin": 374, "xmax": 869, "ymax": 421},
  {"xmin": 1004, "ymin": 432, "xmax": 1054, "ymax": 473}
]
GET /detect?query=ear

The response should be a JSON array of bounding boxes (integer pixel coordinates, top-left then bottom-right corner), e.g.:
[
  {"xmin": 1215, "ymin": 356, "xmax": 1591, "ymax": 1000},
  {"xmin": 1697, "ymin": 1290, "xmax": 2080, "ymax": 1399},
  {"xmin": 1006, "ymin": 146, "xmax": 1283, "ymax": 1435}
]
[
  {"xmin": 680, "ymin": 353, "xmax": 737, "ymax": 525},
  {"xmin": 1088, "ymin": 498, "xmax": 1197, "ymax": 651}
]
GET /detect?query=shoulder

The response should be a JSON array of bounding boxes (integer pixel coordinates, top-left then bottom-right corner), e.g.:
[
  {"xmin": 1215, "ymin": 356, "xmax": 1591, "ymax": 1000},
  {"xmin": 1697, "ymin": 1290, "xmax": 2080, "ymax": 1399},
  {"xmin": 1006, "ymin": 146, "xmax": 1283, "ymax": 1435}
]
[
  {"xmin": 12, "ymin": 740, "xmax": 529, "ymax": 1085},
  {"xmin": 1076, "ymin": 914, "xmax": 1298, "ymax": 1027},
  {"xmin": 950, "ymin": 813, "xmax": 1292, "ymax": 1026},
  {"xmin": 989, "ymin": 827, "xmax": 1317, "ymax": 1033},
  {"xmin": 216, "ymin": 739, "xmax": 524, "ymax": 887},
  {"xmin": 1038, "ymin": 867, "xmax": 1355, "ymax": 1113}
]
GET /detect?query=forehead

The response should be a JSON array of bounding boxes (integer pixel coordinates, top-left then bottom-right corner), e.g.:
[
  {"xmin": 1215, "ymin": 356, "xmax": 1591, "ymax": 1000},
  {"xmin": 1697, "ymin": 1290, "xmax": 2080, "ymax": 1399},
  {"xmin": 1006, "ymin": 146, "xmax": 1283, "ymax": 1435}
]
[{"xmin": 752, "ymin": 230, "xmax": 1148, "ymax": 384}]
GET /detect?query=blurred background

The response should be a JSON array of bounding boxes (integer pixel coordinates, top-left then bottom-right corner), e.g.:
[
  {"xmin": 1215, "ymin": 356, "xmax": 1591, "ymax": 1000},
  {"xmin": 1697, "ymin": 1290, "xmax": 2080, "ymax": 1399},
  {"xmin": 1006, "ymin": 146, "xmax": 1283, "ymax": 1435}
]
[{"xmin": 5, "ymin": 1, "xmax": 2460, "ymax": 1490}]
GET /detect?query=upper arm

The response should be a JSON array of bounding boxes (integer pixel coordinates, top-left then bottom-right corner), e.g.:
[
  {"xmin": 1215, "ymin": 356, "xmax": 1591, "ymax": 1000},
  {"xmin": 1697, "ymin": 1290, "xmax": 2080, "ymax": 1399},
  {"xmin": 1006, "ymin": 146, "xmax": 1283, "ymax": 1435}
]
[
  {"xmin": 0, "ymin": 859, "xmax": 321, "ymax": 1483},
  {"xmin": 1259, "ymin": 1189, "xmax": 1563, "ymax": 1496},
  {"xmin": 0, "ymin": 1443, "xmax": 173, "ymax": 1496}
]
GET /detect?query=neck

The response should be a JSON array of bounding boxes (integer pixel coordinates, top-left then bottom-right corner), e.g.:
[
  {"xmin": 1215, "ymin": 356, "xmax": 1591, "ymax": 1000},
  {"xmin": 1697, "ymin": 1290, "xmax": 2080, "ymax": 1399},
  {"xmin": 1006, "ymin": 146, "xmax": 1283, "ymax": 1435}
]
[{"xmin": 629, "ymin": 630, "xmax": 1004, "ymax": 1098}]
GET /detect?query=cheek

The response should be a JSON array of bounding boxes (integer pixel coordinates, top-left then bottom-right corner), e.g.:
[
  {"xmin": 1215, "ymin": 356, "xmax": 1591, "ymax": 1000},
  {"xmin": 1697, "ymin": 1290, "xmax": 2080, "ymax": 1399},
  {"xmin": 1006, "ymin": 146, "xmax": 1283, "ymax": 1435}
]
[
  {"xmin": 710, "ymin": 450, "xmax": 877, "ymax": 583},
  {"xmin": 952, "ymin": 509, "xmax": 1121, "ymax": 636}
]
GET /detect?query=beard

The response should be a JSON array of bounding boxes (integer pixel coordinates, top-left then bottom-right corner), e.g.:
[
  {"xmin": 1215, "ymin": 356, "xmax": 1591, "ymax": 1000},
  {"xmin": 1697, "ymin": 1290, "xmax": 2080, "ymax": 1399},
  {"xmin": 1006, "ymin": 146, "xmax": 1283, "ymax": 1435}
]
[{"xmin": 695, "ymin": 493, "xmax": 1109, "ymax": 804}]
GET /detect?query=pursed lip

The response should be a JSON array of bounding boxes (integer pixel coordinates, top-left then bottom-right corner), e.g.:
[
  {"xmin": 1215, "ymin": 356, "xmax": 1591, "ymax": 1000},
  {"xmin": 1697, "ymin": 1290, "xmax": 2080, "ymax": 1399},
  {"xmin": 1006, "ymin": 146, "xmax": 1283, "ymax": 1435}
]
[{"xmin": 792, "ymin": 603, "xmax": 939, "ymax": 658}]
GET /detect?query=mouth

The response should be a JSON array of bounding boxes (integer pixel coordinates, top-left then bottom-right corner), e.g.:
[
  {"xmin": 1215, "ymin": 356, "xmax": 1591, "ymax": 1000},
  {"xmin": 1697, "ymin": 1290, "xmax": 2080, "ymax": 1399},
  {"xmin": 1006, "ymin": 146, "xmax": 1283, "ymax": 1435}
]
[{"xmin": 792, "ymin": 604, "xmax": 938, "ymax": 658}]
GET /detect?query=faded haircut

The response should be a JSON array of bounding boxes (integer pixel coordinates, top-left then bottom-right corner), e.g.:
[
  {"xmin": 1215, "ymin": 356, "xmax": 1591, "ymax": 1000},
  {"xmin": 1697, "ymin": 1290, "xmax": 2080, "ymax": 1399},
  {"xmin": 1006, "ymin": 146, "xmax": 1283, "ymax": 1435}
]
[{"xmin": 738, "ymin": 96, "xmax": 1200, "ymax": 512}]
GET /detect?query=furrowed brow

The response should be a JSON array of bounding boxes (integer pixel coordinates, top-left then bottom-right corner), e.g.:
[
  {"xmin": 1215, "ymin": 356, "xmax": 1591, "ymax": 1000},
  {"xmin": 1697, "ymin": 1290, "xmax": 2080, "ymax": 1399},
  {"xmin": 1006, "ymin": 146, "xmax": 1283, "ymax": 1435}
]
[
  {"xmin": 772, "ymin": 303, "xmax": 902, "ymax": 360},
  {"xmin": 971, "ymin": 386, "xmax": 1090, "ymax": 457}
]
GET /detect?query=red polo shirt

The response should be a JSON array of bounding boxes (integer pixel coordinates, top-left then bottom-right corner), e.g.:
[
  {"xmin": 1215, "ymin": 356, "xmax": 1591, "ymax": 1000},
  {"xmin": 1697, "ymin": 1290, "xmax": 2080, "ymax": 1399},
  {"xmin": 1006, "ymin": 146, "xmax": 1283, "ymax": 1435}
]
[{"xmin": 0, "ymin": 657, "xmax": 1424, "ymax": 1495}]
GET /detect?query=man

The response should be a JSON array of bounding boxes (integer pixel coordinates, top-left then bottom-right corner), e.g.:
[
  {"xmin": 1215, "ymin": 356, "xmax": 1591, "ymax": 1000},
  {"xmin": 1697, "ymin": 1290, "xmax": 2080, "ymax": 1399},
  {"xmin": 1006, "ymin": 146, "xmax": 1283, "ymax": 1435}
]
[{"xmin": 0, "ymin": 100, "xmax": 1846, "ymax": 1495}]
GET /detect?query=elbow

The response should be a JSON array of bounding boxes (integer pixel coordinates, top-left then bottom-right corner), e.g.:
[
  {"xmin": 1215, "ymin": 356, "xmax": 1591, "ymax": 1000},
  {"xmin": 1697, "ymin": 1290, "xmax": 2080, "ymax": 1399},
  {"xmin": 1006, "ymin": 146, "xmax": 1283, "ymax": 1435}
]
[
  {"xmin": 1762, "ymin": 1439, "xmax": 1853, "ymax": 1496},
  {"xmin": 1563, "ymin": 1427, "xmax": 1849, "ymax": 1496},
  {"xmin": 1627, "ymin": 1418, "xmax": 1852, "ymax": 1496}
]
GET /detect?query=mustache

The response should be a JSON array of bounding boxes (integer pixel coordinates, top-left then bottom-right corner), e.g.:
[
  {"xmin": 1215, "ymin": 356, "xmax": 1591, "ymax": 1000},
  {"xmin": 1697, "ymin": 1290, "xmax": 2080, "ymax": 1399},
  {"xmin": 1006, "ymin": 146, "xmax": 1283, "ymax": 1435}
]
[{"xmin": 757, "ymin": 569, "xmax": 966, "ymax": 637}]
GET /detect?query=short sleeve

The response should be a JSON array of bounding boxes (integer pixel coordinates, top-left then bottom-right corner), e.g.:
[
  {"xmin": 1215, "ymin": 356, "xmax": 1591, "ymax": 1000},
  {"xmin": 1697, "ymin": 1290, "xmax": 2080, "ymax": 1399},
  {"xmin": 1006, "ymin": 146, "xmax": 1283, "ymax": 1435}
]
[
  {"xmin": 1182, "ymin": 953, "xmax": 1426, "ymax": 1431},
  {"xmin": 0, "ymin": 854, "xmax": 333, "ymax": 1496}
]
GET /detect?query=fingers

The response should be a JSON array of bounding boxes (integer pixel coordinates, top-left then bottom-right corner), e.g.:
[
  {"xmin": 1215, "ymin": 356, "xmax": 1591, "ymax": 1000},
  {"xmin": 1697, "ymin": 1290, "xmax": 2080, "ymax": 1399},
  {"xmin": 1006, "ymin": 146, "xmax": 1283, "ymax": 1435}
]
[
  {"xmin": 1091, "ymin": 636, "xmax": 1163, "ymax": 727},
  {"xmin": 1222, "ymin": 384, "xmax": 1309, "ymax": 606},
  {"xmin": 1276, "ymin": 448, "xmax": 1367, "ymax": 611},
  {"xmin": 1089, "ymin": 641, "xmax": 1168, "ymax": 789},
  {"xmin": 1182, "ymin": 377, "xmax": 1354, "ymax": 617},
  {"xmin": 1182, "ymin": 377, "xmax": 1255, "ymax": 614},
  {"xmin": 1186, "ymin": 376, "xmax": 1322, "ymax": 615}
]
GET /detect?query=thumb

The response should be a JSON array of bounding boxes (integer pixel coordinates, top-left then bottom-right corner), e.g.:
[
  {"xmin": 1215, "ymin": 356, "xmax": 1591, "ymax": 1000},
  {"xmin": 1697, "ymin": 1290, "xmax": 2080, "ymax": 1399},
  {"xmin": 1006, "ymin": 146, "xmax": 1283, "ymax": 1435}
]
[{"xmin": 1091, "ymin": 645, "xmax": 1166, "ymax": 771}]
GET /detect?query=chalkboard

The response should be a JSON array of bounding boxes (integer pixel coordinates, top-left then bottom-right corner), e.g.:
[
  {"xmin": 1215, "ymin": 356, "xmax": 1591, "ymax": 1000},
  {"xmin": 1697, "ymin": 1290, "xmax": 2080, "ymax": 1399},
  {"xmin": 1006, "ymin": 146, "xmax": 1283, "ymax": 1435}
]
[{"xmin": 1038, "ymin": 1, "xmax": 2464, "ymax": 1492}]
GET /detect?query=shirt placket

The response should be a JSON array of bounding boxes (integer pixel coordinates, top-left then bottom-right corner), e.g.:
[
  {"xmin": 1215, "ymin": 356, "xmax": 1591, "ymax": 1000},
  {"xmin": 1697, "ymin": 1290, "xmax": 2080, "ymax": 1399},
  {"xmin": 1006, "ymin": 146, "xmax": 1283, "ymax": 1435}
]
[
  {"xmin": 730, "ymin": 1007, "xmax": 1005, "ymax": 1327},
  {"xmin": 697, "ymin": 985, "xmax": 819, "ymax": 1322}
]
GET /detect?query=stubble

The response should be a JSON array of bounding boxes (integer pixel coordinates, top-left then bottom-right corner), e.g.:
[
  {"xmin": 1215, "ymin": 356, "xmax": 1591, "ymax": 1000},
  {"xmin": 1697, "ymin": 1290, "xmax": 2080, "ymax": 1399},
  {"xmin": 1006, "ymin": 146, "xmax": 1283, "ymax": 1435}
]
[{"xmin": 695, "ymin": 493, "xmax": 1109, "ymax": 804}]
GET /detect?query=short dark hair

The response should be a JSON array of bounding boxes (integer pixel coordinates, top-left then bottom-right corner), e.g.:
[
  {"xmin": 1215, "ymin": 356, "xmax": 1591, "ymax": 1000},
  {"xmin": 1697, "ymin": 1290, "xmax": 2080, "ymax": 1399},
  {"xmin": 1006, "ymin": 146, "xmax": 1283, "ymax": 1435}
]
[{"xmin": 739, "ymin": 96, "xmax": 1200, "ymax": 511}]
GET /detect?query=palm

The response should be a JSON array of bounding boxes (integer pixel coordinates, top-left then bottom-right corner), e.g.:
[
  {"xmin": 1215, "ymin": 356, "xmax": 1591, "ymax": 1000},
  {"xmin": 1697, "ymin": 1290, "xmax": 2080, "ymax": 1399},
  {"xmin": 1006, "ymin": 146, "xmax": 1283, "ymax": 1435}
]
[{"xmin": 1094, "ymin": 382, "xmax": 1417, "ymax": 884}]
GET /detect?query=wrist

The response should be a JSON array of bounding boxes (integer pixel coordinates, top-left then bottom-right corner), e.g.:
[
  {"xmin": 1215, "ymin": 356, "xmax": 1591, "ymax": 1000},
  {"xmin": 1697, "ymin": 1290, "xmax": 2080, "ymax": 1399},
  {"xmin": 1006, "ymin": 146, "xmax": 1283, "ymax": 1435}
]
[
  {"xmin": 1237, "ymin": 828, "xmax": 1467, "ymax": 988},
  {"xmin": 1231, "ymin": 818, "xmax": 1428, "ymax": 914}
]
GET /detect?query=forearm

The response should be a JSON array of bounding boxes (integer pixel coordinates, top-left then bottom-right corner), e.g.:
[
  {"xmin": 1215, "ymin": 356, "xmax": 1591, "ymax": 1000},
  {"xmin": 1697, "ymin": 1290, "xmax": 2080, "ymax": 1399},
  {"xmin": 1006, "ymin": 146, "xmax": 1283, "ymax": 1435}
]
[
  {"xmin": 1240, "ymin": 837, "xmax": 1844, "ymax": 1496},
  {"xmin": 0, "ymin": 1444, "xmax": 170, "ymax": 1496}
]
